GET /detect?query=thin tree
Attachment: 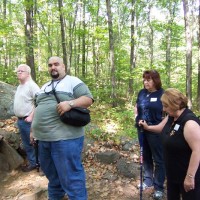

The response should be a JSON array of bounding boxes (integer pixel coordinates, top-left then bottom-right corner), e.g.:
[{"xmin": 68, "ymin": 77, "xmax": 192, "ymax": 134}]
[
  {"xmin": 92, "ymin": 0, "xmax": 100, "ymax": 79},
  {"xmin": 197, "ymin": 0, "xmax": 200, "ymax": 111},
  {"xmin": 69, "ymin": 1, "xmax": 78, "ymax": 72},
  {"xmin": 25, "ymin": 0, "xmax": 36, "ymax": 81},
  {"xmin": 106, "ymin": 0, "xmax": 117, "ymax": 107},
  {"xmin": 129, "ymin": 0, "xmax": 136, "ymax": 95},
  {"xmin": 165, "ymin": 1, "xmax": 178, "ymax": 87},
  {"xmin": 3, "ymin": 0, "xmax": 8, "ymax": 78},
  {"xmin": 82, "ymin": 0, "xmax": 86, "ymax": 77},
  {"xmin": 147, "ymin": 3, "xmax": 154, "ymax": 68},
  {"xmin": 58, "ymin": 0, "xmax": 68, "ymax": 73},
  {"xmin": 182, "ymin": 0, "xmax": 193, "ymax": 108}
]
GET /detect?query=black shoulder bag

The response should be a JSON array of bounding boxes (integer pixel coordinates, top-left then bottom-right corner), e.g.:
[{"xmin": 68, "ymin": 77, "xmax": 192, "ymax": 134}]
[{"xmin": 52, "ymin": 81, "xmax": 90, "ymax": 127}]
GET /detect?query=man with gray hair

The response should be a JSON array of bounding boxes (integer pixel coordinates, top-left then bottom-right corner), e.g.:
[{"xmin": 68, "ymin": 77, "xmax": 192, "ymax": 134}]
[{"xmin": 14, "ymin": 64, "xmax": 40, "ymax": 172}]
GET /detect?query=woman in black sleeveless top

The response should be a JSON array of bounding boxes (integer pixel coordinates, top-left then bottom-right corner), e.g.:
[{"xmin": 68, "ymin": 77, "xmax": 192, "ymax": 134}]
[{"xmin": 139, "ymin": 88, "xmax": 200, "ymax": 200}]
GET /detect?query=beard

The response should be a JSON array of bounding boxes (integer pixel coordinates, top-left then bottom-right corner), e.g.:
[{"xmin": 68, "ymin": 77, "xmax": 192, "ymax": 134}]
[{"xmin": 50, "ymin": 71, "xmax": 59, "ymax": 79}]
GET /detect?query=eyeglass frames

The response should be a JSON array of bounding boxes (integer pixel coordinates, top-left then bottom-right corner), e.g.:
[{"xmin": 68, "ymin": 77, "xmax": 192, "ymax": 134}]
[{"xmin": 16, "ymin": 70, "xmax": 28, "ymax": 73}]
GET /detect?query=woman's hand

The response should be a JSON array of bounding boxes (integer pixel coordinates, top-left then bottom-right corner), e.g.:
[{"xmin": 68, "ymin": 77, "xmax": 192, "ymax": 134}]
[
  {"xmin": 139, "ymin": 120, "xmax": 148, "ymax": 130},
  {"xmin": 184, "ymin": 175, "xmax": 195, "ymax": 192}
]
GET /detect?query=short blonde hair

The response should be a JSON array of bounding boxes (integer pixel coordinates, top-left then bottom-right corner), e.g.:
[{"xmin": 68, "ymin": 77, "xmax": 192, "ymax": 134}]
[
  {"xmin": 17, "ymin": 64, "xmax": 31, "ymax": 74},
  {"xmin": 161, "ymin": 88, "xmax": 188, "ymax": 111}
]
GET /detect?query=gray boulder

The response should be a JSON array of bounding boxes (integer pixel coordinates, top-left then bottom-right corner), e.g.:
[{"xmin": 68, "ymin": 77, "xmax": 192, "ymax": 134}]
[
  {"xmin": 116, "ymin": 158, "xmax": 139, "ymax": 179},
  {"xmin": 0, "ymin": 152, "xmax": 10, "ymax": 171},
  {"xmin": 96, "ymin": 150, "xmax": 120, "ymax": 164},
  {"xmin": 0, "ymin": 129, "xmax": 20, "ymax": 150},
  {"xmin": 0, "ymin": 81, "xmax": 16, "ymax": 119},
  {"xmin": 0, "ymin": 138, "xmax": 24, "ymax": 171}
]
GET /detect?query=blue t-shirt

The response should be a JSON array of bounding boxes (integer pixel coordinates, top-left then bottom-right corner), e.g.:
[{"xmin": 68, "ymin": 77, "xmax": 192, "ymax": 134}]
[{"xmin": 136, "ymin": 88, "xmax": 164, "ymax": 126}]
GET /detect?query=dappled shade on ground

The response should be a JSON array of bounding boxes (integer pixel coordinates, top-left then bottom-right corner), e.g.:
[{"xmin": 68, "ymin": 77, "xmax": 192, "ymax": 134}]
[{"xmin": 0, "ymin": 118, "xmax": 167, "ymax": 200}]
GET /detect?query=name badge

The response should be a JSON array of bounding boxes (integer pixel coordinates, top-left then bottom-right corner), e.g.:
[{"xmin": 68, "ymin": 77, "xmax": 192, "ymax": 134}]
[
  {"xmin": 150, "ymin": 98, "xmax": 157, "ymax": 102},
  {"xmin": 174, "ymin": 124, "xmax": 180, "ymax": 131}
]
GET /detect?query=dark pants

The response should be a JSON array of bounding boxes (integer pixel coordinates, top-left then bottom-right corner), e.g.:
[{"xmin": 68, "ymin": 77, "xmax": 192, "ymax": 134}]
[
  {"xmin": 140, "ymin": 132, "xmax": 165, "ymax": 191},
  {"xmin": 167, "ymin": 180, "xmax": 200, "ymax": 200}
]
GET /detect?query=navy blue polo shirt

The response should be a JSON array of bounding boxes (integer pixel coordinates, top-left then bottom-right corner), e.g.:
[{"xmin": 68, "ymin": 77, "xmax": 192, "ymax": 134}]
[{"xmin": 136, "ymin": 88, "xmax": 164, "ymax": 125}]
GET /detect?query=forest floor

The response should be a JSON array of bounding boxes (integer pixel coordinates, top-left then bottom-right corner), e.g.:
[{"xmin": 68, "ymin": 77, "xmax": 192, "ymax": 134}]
[
  {"xmin": 0, "ymin": 145, "xmax": 167, "ymax": 200},
  {"xmin": 0, "ymin": 159, "xmax": 167, "ymax": 200},
  {"xmin": 0, "ymin": 117, "xmax": 167, "ymax": 200}
]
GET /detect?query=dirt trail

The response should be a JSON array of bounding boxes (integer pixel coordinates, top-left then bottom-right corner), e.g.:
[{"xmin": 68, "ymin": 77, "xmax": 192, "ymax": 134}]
[{"xmin": 0, "ymin": 166, "xmax": 167, "ymax": 200}]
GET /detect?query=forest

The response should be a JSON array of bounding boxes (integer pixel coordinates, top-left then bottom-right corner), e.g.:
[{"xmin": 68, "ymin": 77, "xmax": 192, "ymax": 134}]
[{"xmin": 0, "ymin": 0, "xmax": 200, "ymax": 139}]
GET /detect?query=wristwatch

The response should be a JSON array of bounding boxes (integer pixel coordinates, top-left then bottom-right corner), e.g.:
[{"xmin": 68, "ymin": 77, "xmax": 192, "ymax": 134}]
[{"xmin": 68, "ymin": 101, "xmax": 74, "ymax": 108}]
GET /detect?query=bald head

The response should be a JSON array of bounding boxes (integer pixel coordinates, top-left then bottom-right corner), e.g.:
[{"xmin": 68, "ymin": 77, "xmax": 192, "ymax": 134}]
[
  {"xmin": 48, "ymin": 56, "xmax": 66, "ymax": 80},
  {"xmin": 48, "ymin": 56, "xmax": 64, "ymax": 65}
]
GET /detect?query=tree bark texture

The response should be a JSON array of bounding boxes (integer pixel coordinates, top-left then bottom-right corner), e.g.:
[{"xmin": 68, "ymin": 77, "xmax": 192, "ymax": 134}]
[
  {"xmin": 82, "ymin": 0, "xmax": 86, "ymax": 78},
  {"xmin": 58, "ymin": 0, "xmax": 68, "ymax": 73},
  {"xmin": 197, "ymin": 0, "xmax": 200, "ymax": 111},
  {"xmin": 183, "ymin": 0, "xmax": 193, "ymax": 108},
  {"xmin": 25, "ymin": 0, "xmax": 36, "ymax": 81},
  {"xmin": 129, "ymin": 0, "xmax": 136, "ymax": 95},
  {"xmin": 106, "ymin": 0, "xmax": 117, "ymax": 107}
]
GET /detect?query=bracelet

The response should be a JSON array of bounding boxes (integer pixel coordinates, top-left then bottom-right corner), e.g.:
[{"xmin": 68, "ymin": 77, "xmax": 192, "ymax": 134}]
[{"xmin": 187, "ymin": 174, "xmax": 194, "ymax": 178}]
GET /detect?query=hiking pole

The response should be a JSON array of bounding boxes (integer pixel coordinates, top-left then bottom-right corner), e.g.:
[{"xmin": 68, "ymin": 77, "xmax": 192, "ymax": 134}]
[{"xmin": 139, "ymin": 124, "xmax": 144, "ymax": 200}]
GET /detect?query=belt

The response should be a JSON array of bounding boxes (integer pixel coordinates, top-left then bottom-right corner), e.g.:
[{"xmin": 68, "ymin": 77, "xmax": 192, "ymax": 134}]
[{"xmin": 18, "ymin": 116, "xmax": 28, "ymax": 120}]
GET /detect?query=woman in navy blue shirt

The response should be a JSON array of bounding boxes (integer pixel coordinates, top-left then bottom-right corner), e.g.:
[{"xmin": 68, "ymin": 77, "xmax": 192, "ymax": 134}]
[{"xmin": 135, "ymin": 70, "xmax": 165, "ymax": 200}]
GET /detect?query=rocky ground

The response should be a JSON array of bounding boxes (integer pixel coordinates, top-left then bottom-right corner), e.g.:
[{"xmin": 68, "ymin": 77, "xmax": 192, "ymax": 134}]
[
  {"xmin": 0, "ymin": 117, "xmax": 167, "ymax": 200},
  {"xmin": 0, "ymin": 149, "xmax": 167, "ymax": 200},
  {"xmin": 0, "ymin": 164, "xmax": 165, "ymax": 200}
]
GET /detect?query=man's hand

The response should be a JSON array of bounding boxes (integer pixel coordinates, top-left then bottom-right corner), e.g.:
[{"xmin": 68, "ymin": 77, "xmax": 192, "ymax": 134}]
[
  {"xmin": 57, "ymin": 101, "xmax": 71, "ymax": 116},
  {"xmin": 25, "ymin": 116, "xmax": 32, "ymax": 123},
  {"xmin": 30, "ymin": 131, "xmax": 34, "ymax": 145}
]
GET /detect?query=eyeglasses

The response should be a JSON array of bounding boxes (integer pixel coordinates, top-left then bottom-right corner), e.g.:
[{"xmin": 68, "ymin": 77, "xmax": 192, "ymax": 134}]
[{"xmin": 16, "ymin": 70, "xmax": 27, "ymax": 73}]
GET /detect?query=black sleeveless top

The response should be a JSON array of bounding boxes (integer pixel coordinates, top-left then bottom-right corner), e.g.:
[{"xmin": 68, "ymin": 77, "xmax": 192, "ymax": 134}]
[{"xmin": 162, "ymin": 108, "xmax": 200, "ymax": 183}]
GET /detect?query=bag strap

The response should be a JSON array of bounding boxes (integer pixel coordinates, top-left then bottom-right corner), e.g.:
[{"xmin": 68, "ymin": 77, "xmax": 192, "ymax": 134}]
[{"xmin": 52, "ymin": 81, "xmax": 60, "ymax": 103}]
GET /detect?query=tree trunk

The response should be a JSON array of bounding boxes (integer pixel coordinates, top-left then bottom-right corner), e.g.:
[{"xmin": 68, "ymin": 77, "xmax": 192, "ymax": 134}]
[
  {"xmin": 129, "ymin": 0, "xmax": 136, "ymax": 96},
  {"xmin": 165, "ymin": 1, "xmax": 177, "ymax": 87},
  {"xmin": 25, "ymin": 0, "xmax": 36, "ymax": 81},
  {"xmin": 82, "ymin": 0, "xmax": 86, "ymax": 78},
  {"xmin": 147, "ymin": 5, "xmax": 154, "ymax": 68},
  {"xmin": 58, "ymin": 0, "xmax": 68, "ymax": 73},
  {"xmin": 77, "ymin": 22, "xmax": 81, "ymax": 76},
  {"xmin": 106, "ymin": 0, "xmax": 117, "ymax": 107},
  {"xmin": 93, "ymin": 0, "xmax": 100, "ymax": 79},
  {"xmin": 3, "ymin": 0, "xmax": 6, "ymax": 17},
  {"xmin": 197, "ymin": 0, "xmax": 200, "ymax": 111},
  {"xmin": 69, "ymin": 1, "xmax": 78, "ymax": 73},
  {"xmin": 166, "ymin": 24, "xmax": 171, "ymax": 87},
  {"xmin": 3, "ymin": 0, "xmax": 8, "ymax": 76},
  {"xmin": 182, "ymin": 0, "xmax": 193, "ymax": 108}
]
